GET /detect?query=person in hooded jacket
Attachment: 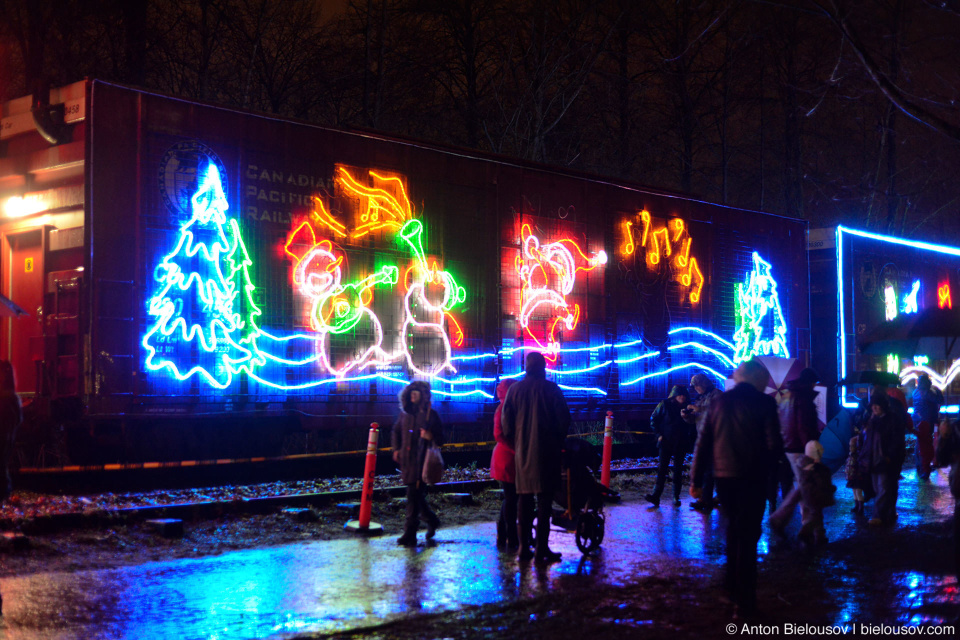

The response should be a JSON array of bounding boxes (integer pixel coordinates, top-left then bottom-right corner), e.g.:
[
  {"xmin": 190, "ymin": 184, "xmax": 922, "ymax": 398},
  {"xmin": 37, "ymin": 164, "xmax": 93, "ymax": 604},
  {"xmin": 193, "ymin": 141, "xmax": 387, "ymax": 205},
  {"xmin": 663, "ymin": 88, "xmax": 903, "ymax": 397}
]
[
  {"xmin": 689, "ymin": 374, "xmax": 723, "ymax": 511},
  {"xmin": 501, "ymin": 351, "xmax": 571, "ymax": 563},
  {"xmin": 392, "ymin": 381, "xmax": 444, "ymax": 547},
  {"xmin": 490, "ymin": 378, "xmax": 519, "ymax": 549},
  {"xmin": 646, "ymin": 385, "xmax": 693, "ymax": 507},
  {"xmin": 769, "ymin": 368, "xmax": 821, "ymax": 535}
]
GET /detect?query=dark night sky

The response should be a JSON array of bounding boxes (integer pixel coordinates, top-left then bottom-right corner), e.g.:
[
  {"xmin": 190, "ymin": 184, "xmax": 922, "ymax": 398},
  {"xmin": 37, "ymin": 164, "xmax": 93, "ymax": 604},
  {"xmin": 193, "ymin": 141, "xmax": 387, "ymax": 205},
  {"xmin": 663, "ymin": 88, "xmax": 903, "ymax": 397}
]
[{"xmin": 1, "ymin": 0, "xmax": 959, "ymax": 240}]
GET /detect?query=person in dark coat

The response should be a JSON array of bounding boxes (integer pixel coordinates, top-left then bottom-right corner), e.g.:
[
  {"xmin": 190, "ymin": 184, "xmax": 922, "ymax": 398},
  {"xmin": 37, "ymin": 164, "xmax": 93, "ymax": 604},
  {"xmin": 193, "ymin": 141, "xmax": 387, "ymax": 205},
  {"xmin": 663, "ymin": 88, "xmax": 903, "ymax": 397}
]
[
  {"xmin": 873, "ymin": 383, "xmax": 910, "ymax": 476},
  {"xmin": 501, "ymin": 351, "xmax": 571, "ymax": 563},
  {"xmin": 689, "ymin": 373, "xmax": 722, "ymax": 511},
  {"xmin": 646, "ymin": 384, "xmax": 693, "ymax": 507},
  {"xmin": 0, "ymin": 361, "xmax": 21, "ymax": 617},
  {"xmin": 490, "ymin": 378, "xmax": 519, "ymax": 549},
  {"xmin": 912, "ymin": 374, "xmax": 943, "ymax": 480},
  {"xmin": 0, "ymin": 361, "xmax": 21, "ymax": 506},
  {"xmin": 859, "ymin": 393, "xmax": 901, "ymax": 526},
  {"xmin": 769, "ymin": 368, "xmax": 820, "ymax": 535},
  {"xmin": 392, "ymin": 381, "xmax": 444, "ymax": 547},
  {"xmin": 691, "ymin": 358, "xmax": 783, "ymax": 618},
  {"xmin": 935, "ymin": 418, "xmax": 960, "ymax": 592}
]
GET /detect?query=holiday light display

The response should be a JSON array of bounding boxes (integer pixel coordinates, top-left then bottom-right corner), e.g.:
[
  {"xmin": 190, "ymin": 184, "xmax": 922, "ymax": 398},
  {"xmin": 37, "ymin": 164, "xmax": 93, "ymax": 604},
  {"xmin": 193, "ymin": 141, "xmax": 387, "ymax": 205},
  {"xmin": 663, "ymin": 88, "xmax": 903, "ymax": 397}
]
[
  {"xmin": 733, "ymin": 252, "xmax": 789, "ymax": 364},
  {"xmin": 305, "ymin": 166, "xmax": 413, "ymax": 240},
  {"xmin": 884, "ymin": 284, "xmax": 898, "ymax": 321},
  {"xmin": 886, "ymin": 354, "xmax": 900, "ymax": 374},
  {"xmin": 903, "ymin": 280, "xmax": 920, "ymax": 314},
  {"xmin": 338, "ymin": 167, "xmax": 413, "ymax": 238},
  {"xmin": 939, "ymin": 282, "xmax": 952, "ymax": 309},
  {"xmin": 143, "ymin": 161, "xmax": 744, "ymax": 399},
  {"xmin": 901, "ymin": 360, "xmax": 960, "ymax": 391},
  {"xmin": 283, "ymin": 178, "xmax": 466, "ymax": 378},
  {"xmin": 142, "ymin": 164, "xmax": 265, "ymax": 388},
  {"xmin": 836, "ymin": 226, "xmax": 960, "ymax": 408},
  {"xmin": 514, "ymin": 223, "xmax": 606, "ymax": 359},
  {"xmin": 397, "ymin": 218, "xmax": 466, "ymax": 375},
  {"xmin": 283, "ymin": 221, "xmax": 399, "ymax": 377},
  {"xmin": 619, "ymin": 210, "xmax": 703, "ymax": 304}
]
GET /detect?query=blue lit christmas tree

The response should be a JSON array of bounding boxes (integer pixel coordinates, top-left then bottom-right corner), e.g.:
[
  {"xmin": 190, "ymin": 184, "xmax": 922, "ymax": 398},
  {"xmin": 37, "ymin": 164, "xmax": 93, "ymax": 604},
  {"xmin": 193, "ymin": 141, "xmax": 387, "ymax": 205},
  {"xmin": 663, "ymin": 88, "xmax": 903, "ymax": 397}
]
[
  {"xmin": 142, "ymin": 164, "xmax": 264, "ymax": 388},
  {"xmin": 733, "ymin": 252, "xmax": 789, "ymax": 364}
]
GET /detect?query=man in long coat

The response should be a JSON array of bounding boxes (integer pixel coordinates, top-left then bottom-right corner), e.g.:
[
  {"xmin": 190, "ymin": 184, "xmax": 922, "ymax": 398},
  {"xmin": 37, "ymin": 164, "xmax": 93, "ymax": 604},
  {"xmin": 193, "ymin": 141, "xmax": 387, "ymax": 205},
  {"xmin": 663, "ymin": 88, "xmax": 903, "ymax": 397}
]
[
  {"xmin": 691, "ymin": 358, "xmax": 783, "ymax": 617},
  {"xmin": 501, "ymin": 351, "xmax": 571, "ymax": 563}
]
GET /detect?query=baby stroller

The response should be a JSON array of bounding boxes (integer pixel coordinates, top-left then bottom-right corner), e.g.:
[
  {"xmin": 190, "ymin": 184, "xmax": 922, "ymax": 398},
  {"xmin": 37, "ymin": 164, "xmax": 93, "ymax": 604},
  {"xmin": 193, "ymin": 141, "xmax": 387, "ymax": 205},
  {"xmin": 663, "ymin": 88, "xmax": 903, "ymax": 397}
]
[{"xmin": 546, "ymin": 438, "xmax": 617, "ymax": 554}]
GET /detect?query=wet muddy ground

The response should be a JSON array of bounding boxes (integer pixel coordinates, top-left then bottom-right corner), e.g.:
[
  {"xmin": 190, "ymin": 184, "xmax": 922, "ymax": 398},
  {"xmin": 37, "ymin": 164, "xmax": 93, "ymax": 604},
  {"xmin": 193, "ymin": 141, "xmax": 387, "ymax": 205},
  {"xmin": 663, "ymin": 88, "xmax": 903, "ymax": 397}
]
[
  {"xmin": 0, "ymin": 469, "xmax": 508, "ymax": 577},
  {"xmin": 0, "ymin": 458, "xmax": 651, "ymax": 577},
  {"xmin": 0, "ymin": 461, "xmax": 956, "ymax": 639}
]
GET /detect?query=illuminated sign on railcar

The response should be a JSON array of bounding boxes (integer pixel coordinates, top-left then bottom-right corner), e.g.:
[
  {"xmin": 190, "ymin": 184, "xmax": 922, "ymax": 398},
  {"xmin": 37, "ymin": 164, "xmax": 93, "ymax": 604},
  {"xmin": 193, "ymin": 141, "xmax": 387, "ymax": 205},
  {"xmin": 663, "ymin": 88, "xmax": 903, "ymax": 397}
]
[
  {"xmin": 141, "ymin": 150, "xmax": 798, "ymax": 402},
  {"xmin": 836, "ymin": 226, "xmax": 960, "ymax": 409},
  {"xmin": 619, "ymin": 210, "xmax": 703, "ymax": 304},
  {"xmin": 514, "ymin": 222, "xmax": 607, "ymax": 360}
]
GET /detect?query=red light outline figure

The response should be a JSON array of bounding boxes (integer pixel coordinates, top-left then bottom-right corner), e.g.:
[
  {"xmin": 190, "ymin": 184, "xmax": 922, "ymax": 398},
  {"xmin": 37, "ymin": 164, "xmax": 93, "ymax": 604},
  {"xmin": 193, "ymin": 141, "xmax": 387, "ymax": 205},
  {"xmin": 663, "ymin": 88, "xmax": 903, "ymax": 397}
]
[
  {"xmin": 515, "ymin": 223, "xmax": 607, "ymax": 360},
  {"xmin": 939, "ymin": 282, "xmax": 952, "ymax": 309}
]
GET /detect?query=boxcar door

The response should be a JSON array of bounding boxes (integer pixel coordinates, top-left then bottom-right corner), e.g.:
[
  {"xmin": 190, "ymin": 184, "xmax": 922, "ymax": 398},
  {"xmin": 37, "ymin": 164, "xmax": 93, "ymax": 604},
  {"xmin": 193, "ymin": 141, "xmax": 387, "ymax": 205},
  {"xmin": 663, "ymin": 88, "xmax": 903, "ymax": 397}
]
[{"xmin": 3, "ymin": 228, "xmax": 45, "ymax": 396}]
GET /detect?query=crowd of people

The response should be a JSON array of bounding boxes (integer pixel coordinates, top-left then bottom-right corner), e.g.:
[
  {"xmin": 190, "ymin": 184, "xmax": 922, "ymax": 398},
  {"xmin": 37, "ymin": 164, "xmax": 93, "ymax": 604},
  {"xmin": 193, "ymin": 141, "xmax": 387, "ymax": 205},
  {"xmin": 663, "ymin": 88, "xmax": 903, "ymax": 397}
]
[{"xmin": 388, "ymin": 355, "xmax": 960, "ymax": 621}]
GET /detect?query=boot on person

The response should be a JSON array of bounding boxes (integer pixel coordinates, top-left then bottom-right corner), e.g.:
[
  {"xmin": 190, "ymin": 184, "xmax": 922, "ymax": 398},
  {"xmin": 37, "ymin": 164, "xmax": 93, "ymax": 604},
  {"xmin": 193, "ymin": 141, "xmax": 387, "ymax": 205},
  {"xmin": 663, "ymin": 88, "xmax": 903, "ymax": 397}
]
[
  {"xmin": 397, "ymin": 531, "xmax": 417, "ymax": 547},
  {"xmin": 518, "ymin": 512, "xmax": 535, "ymax": 561},
  {"xmin": 426, "ymin": 517, "xmax": 440, "ymax": 541}
]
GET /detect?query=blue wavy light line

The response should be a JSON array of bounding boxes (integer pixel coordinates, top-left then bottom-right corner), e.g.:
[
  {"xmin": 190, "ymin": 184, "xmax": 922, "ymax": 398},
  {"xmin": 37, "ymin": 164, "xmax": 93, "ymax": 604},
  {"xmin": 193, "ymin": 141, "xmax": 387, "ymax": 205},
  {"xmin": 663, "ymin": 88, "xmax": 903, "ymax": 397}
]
[
  {"xmin": 615, "ymin": 350, "xmax": 661, "ymax": 364},
  {"xmin": 622, "ymin": 362, "xmax": 727, "ymax": 386},
  {"xmin": 668, "ymin": 327, "xmax": 735, "ymax": 350},
  {"xmin": 668, "ymin": 342, "xmax": 735, "ymax": 367}
]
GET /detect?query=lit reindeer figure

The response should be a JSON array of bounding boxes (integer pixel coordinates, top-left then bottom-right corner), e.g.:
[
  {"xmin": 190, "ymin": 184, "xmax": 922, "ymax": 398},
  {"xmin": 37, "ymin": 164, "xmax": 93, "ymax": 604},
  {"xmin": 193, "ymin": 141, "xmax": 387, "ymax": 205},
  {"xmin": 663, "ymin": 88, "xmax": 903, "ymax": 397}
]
[
  {"xmin": 285, "ymin": 221, "xmax": 398, "ymax": 377},
  {"xmin": 515, "ymin": 223, "xmax": 607, "ymax": 360},
  {"xmin": 397, "ymin": 219, "xmax": 466, "ymax": 376}
]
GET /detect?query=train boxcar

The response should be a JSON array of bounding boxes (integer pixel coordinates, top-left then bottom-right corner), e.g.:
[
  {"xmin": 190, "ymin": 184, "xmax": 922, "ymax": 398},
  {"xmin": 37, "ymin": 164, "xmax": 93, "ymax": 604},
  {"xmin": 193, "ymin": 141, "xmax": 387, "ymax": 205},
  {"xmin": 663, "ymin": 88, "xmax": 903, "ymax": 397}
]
[{"xmin": 0, "ymin": 80, "xmax": 810, "ymax": 464}]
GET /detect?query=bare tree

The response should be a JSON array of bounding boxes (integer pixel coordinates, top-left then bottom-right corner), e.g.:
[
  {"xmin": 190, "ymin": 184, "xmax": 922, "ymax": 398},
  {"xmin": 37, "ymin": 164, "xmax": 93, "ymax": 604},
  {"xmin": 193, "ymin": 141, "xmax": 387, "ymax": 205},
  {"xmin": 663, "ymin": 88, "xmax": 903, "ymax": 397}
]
[
  {"xmin": 486, "ymin": 0, "xmax": 612, "ymax": 164},
  {"xmin": 404, "ymin": 0, "xmax": 507, "ymax": 149}
]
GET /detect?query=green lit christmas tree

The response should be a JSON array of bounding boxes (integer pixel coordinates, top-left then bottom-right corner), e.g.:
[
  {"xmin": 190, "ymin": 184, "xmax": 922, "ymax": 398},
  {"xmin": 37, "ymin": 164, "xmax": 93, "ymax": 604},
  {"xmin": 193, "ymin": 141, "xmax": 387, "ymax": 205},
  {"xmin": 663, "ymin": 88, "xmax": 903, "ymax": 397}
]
[{"xmin": 733, "ymin": 252, "xmax": 789, "ymax": 364}]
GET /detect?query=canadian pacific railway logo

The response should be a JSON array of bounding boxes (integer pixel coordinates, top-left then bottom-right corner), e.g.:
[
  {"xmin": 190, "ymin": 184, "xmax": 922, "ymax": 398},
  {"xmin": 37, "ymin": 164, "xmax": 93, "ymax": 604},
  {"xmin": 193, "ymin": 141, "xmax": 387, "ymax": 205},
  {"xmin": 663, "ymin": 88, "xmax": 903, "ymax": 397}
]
[{"xmin": 159, "ymin": 141, "xmax": 228, "ymax": 219}]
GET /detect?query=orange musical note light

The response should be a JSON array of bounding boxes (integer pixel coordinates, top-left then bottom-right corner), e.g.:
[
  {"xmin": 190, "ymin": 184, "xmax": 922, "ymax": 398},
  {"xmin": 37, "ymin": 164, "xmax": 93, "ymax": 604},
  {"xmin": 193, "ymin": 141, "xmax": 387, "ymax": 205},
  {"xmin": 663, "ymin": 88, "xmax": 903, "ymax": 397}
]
[
  {"xmin": 620, "ymin": 210, "xmax": 704, "ymax": 305},
  {"xmin": 622, "ymin": 221, "xmax": 635, "ymax": 255}
]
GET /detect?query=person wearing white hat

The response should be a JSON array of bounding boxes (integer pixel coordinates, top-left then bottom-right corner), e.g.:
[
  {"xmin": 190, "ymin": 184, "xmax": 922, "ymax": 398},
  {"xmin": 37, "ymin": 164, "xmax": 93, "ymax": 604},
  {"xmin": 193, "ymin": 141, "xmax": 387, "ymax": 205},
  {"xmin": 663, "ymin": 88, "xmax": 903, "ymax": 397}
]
[{"xmin": 797, "ymin": 440, "xmax": 835, "ymax": 546}]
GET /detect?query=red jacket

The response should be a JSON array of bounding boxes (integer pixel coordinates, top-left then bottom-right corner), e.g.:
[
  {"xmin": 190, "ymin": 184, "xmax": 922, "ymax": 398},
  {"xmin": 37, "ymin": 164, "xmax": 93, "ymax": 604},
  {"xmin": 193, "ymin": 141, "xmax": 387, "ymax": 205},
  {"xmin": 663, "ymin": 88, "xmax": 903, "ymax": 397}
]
[{"xmin": 490, "ymin": 379, "xmax": 517, "ymax": 483}]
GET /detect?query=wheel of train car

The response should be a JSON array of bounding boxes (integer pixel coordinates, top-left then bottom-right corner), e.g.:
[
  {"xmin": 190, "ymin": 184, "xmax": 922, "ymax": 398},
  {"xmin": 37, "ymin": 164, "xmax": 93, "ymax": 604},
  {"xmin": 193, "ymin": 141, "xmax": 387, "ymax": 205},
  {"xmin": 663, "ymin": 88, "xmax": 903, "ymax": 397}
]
[{"xmin": 575, "ymin": 512, "xmax": 603, "ymax": 553}]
